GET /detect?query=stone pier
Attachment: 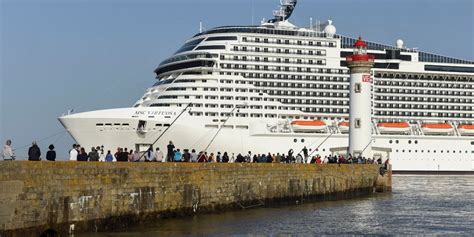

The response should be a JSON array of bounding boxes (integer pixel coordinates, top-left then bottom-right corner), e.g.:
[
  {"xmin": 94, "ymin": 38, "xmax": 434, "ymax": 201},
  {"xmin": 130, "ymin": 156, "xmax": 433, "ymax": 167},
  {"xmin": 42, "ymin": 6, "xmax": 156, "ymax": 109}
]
[{"xmin": 0, "ymin": 161, "xmax": 391, "ymax": 236}]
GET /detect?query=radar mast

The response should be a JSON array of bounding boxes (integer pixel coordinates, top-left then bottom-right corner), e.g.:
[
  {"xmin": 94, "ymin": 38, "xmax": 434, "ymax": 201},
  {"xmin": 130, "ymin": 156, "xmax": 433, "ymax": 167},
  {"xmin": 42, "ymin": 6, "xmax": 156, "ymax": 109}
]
[{"xmin": 267, "ymin": 0, "xmax": 297, "ymax": 23}]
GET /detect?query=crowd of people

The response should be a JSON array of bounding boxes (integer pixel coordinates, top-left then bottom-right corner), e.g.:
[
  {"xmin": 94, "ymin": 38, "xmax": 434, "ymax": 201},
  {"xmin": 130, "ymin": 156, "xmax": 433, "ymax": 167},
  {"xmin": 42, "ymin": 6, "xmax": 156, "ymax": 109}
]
[{"xmin": 1, "ymin": 140, "xmax": 389, "ymax": 172}]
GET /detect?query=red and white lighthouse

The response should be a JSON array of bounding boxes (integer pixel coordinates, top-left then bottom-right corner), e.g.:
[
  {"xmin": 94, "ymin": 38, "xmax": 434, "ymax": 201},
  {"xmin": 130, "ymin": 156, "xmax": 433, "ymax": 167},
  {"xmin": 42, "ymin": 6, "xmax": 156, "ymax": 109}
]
[{"xmin": 346, "ymin": 37, "xmax": 375, "ymax": 157}]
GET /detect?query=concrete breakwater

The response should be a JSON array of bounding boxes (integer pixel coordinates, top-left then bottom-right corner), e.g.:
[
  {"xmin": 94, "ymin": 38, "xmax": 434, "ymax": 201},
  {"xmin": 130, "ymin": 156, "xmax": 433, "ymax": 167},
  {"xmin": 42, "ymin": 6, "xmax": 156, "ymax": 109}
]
[{"xmin": 0, "ymin": 162, "xmax": 390, "ymax": 236}]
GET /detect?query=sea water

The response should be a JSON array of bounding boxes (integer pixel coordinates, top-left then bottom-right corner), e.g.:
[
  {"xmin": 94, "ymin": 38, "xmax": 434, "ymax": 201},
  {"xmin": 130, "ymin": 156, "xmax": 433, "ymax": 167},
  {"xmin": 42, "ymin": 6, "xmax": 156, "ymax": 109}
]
[{"xmin": 79, "ymin": 175, "xmax": 474, "ymax": 236}]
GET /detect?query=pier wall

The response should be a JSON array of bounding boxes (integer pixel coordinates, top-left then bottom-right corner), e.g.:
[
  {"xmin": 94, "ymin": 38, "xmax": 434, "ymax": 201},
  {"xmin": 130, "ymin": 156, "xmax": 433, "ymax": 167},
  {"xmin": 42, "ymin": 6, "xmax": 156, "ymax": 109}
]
[{"xmin": 0, "ymin": 162, "xmax": 386, "ymax": 236}]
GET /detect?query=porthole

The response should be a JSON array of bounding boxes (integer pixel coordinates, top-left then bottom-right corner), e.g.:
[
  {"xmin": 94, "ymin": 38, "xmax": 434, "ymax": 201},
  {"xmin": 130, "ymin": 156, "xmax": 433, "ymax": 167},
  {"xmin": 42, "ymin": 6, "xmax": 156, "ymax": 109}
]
[
  {"xmin": 421, "ymin": 150, "xmax": 424, "ymax": 153},
  {"xmin": 453, "ymin": 150, "xmax": 456, "ymax": 153},
  {"xmin": 396, "ymin": 140, "xmax": 399, "ymax": 144},
  {"xmin": 434, "ymin": 150, "xmax": 436, "ymax": 153},
  {"xmin": 293, "ymin": 139, "xmax": 297, "ymax": 143},
  {"xmin": 415, "ymin": 150, "xmax": 418, "ymax": 153},
  {"xmin": 402, "ymin": 150, "xmax": 405, "ymax": 153},
  {"xmin": 441, "ymin": 150, "xmax": 443, "ymax": 153},
  {"xmin": 389, "ymin": 140, "xmax": 393, "ymax": 144},
  {"xmin": 301, "ymin": 139, "xmax": 305, "ymax": 143},
  {"xmin": 323, "ymin": 149, "xmax": 326, "ymax": 152},
  {"xmin": 427, "ymin": 150, "xmax": 430, "ymax": 153},
  {"xmin": 408, "ymin": 140, "xmax": 412, "ymax": 144},
  {"xmin": 409, "ymin": 150, "xmax": 411, "ymax": 153},
  {"xmin": 396, "ymin": 149, "xmax": 399, "ymax": 152},
  {"xmin": 415, "ymin": 140, "xmax": 418, "ymax": 144}
]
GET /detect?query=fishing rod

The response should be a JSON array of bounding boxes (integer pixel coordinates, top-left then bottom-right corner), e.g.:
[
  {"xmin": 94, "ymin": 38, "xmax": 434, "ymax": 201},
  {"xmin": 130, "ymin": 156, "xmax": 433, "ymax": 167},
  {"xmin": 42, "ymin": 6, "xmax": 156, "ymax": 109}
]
[
  {"xmin": 203, "ymin": 106, "xmax": 240, "ymax": 153},
  {"xmin": 12, "ymin": 130, "xmax": 67, "ymax": 152},
  {"xmin": 138, "ymin": 103, "xmax": 192, "ymax": 161},
  {"xmin": 360, "ymin": 138, "xmax": 375, "ymax": 156},
  {"xmin": 307, "ymin": 131, "xmax": 334, "ymax": 158}
]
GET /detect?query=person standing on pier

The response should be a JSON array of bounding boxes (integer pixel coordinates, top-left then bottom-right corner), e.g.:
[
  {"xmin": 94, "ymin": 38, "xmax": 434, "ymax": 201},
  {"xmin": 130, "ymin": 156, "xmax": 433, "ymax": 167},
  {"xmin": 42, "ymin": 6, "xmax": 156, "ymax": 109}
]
[
  {"xmin": 302, "ymin": 146, "xmax": 308, "ymax": 161},
  {"xmin": 28, "ymin": 142, "xmax": 41, "ymax": 161},
  {"xmin": 174, "ymin": 149, "xmax": 182, "ymax": 162},
  {"xmin": 69, "ymin": 144, "xmax": 78, "ymax": 161},
  {"xmin": 154, "ymin": 148, "xmax": 163, "ymax": 162},
  {"xmin": 89, "ymin": 147, "xmax": 100, "ymax": 162},
  {"xmin": 77, "ymin": 147, "xmax": 88, "ymax": 161},
  {"xmin": 2, "ymin": 139, "xmax": 15, "ymax": 161},
  {"xmin": 167, "ymin": 141, "xmax": 175, "ymax": 162},
  {"xmin": 190, "ymin": 149, "xmax": 198, "ymax": 162},
  {"xmin": 46, "ymin": 144, "xmax": 56, "ymax": 161},
  {"xmin": 105, "ymin": 150, "xmax": 113, "ymax": 162},
  {"xmin": 145, "ymin": 147, "xmax": 154, "ymax": 162}
]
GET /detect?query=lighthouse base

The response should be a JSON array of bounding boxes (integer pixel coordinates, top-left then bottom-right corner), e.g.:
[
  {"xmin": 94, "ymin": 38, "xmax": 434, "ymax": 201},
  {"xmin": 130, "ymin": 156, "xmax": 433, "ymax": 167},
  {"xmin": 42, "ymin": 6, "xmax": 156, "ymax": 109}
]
[{"xmin": 329, "ymin": 146, "xmax": 392, "ymax": 161}]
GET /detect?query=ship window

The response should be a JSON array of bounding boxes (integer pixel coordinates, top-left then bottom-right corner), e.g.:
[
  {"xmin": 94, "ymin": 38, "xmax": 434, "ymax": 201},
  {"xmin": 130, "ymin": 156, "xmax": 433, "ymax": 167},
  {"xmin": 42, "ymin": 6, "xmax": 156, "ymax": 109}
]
[
  {"xmin": 408, "ymin": 140, "xmax": 412, "ymax": 144},
  {"xmin": 301, "ymin": 139, "xmax": 305, "ymax": 143},
  {"xmin": 96, "ymin": 123, "xmax": 104, "ymax": 126},
  {"xmin": 293, "ymin": 139, "xmax": 297, "ymax": 143},
  {"xmin": 396, "ymin": 140, "xmax": 399, "ymax": 144},
  {"xmin": 206, "ymin": 36, "xmax": 237, "ymax": 41},
  {"xmin": 415, "ymin": 140, "xmax": 418, "ymax": 144},
  {"xmin": 389, "ymin": 140, "xmax": 392, "ymax": 144}
]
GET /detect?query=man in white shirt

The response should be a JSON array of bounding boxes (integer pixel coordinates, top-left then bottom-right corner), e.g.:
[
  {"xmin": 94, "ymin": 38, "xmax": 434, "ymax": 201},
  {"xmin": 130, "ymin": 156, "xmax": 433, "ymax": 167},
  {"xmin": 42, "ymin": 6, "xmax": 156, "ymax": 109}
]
[
  {"xmin": 154, "ymin": 148, "xmax": 164, "ymax": 162},
  {"xmin": 2, "ymin": 139, "xmax": 15, "ymax": 160},
  {"xmin": 190, "ymin": 149, "xmax": 198, "ymax": 162},
  {"xmin": 69, "ymin": 144, "xmax": 78, "ymax": 161}
]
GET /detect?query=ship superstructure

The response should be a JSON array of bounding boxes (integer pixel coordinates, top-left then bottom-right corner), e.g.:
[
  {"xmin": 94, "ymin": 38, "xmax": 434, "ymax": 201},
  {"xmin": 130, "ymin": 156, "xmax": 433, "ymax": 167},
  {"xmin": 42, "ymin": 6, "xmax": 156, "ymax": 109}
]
[{"xmin": 60, "ymin": 0, "xmax": 474, "ymax": 172}]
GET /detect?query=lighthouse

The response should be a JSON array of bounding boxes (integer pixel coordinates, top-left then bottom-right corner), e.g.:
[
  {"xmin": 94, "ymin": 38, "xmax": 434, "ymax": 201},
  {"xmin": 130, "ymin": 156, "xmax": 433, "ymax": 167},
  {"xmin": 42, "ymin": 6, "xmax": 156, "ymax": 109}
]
[{"xmin": 346, "ymin": 37, "xmax": 375, "ymax": 158}]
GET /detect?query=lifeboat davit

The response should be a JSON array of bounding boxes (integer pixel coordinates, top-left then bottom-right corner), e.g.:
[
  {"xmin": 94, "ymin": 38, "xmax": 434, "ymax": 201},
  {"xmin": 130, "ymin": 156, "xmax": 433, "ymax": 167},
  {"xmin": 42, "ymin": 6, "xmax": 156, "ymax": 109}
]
[
  {"xmin": 377, "ymin": 122, "xmax": 410, "ymax": 134},
  {"xmin": 458, "ymin": 124, "xmax": 474, "ymax": 136},
  {"xmin": 421, "ymin": 123, "xmax": 453, "ymax": 135},
  {"xmin": 339, "ymin": 121, "xmax": 349, "ymax": 133},
  {"xmin": 291, "ymin": 120, "xmax": 327, "ymax": 133}
]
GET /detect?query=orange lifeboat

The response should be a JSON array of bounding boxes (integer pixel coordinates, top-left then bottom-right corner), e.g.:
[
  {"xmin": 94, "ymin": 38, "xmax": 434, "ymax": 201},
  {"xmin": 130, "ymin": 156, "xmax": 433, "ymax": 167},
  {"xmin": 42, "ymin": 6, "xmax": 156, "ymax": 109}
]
[
  {"xmin": 458, "ymin": 124, "xmax": 474, "ymax": 136},
  {"xmin": 377, "ymin": 122, "xmax": 410, "ymax": 134},
  {"xmin": 339, "ymin": 121, "xmax": 349, "ymax": 133},
  {"xmin": 421, "ymin": 123, "xmax": 453, "ymax": 135},
  {"xmin": 291, "ymin": 120, "xmax": 326, "ymax": 133}
]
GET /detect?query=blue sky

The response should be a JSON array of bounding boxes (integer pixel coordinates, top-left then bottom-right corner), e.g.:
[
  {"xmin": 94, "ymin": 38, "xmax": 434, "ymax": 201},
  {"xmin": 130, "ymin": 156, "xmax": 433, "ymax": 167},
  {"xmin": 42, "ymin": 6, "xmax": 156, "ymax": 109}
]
[{"xmin": 1, "ymin": 0, "xmax": 473, "ymax": 159}]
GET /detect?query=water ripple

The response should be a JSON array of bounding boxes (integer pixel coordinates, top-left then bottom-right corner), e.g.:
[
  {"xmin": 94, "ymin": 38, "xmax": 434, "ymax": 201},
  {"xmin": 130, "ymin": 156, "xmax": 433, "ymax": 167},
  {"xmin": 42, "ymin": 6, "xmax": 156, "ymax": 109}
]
[{"xmin": 79, "ymin": 175, "xmax": 474, "ymax": 236}]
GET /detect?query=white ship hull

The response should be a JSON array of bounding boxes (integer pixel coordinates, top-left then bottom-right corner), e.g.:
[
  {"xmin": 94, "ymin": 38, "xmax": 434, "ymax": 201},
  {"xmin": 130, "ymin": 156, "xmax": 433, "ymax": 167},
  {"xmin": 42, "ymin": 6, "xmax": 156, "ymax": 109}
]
[
  {"xmin": 58, "ymin": 0, "xmax": 474, "ymax": 173},
  {"xmin": 59, "ymin": 107, "xmax": 474, "ymax": 172}
]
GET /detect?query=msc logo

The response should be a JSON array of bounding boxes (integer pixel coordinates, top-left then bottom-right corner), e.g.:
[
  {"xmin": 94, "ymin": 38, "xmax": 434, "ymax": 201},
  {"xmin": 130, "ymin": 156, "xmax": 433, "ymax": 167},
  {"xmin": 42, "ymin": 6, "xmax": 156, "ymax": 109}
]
[{"xmin": 362, "ymin": 74, "xmax": 372, "ymax": 83}]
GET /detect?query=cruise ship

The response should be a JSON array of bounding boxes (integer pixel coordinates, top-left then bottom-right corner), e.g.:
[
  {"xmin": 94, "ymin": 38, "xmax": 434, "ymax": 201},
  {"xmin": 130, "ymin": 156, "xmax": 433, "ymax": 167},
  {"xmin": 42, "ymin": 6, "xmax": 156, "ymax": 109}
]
[{"xmin": 59, "ymin": 0, "xmax": 474, "ymax": 172}]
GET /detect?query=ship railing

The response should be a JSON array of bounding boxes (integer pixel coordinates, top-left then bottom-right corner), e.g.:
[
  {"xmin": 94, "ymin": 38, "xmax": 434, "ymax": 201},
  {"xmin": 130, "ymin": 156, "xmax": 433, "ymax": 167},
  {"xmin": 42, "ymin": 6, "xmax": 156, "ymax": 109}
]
[
  {"xmin": 452, "ymin": 121, "xmax": 461, "ymax": 137},
  {"xmin": 345, "ymin": 55, "xmax": 375, "ymax": 62},
  {"xmin": 416, "ymin": 121, "xmax": 425, "ymax": 136},
  {"xmin": 372, "ymin": 120, "xmax": 380, "ymax": 135}
]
